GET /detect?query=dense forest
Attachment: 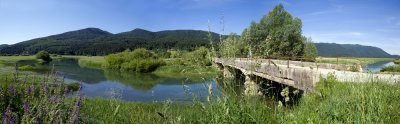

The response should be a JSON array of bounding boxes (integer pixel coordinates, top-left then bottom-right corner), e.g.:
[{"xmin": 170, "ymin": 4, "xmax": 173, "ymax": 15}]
[
  {"xmin": 315, "ymin": 43, "xmax": 397, "ymax": 58},
  {"xmin": 0, "ymin": 28, "xmax": 221, "ymax": 56}
]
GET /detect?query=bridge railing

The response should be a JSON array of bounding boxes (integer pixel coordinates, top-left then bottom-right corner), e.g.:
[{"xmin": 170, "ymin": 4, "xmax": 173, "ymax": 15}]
[{"xmin": 213, "ymin": 57, "xmax": 362, "ymax": 72}]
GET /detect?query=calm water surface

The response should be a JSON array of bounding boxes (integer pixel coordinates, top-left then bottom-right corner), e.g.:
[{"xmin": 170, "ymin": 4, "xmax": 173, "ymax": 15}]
[
  {"xmin": 17, "ymin": 59, "xmax": 222, "ymax": 102},
  {"xmin": 363, "ymin": 61, "xmax": 395, "ymax": 73}
]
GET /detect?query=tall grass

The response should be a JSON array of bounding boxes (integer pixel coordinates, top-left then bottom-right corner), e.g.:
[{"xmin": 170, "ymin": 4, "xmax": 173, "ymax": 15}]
[
  {"xmin": 317, "ymin": 57, "xmax": 394, "ymax": 65},
  {"xmin": 381, "ymin": 65, "xmax": 400, "ymax": 72},
  {"xmin": 0, "ymin": 65, "xmax": 82, "ymax": 123},
  {"xmin": 80, "ymin": 74, "xmax": 400, "ymax": 123}
]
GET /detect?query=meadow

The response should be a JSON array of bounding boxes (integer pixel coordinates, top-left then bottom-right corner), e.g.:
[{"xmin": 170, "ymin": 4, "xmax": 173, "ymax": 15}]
[{"xmin": 316, "ymin": 57, "xmax": 395, "ymax": 65}]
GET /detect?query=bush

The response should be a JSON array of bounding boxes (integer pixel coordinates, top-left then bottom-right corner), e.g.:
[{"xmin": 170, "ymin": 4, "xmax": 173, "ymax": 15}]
[
  {"xmin": 380, "ymin": 65, "xmax": 400, "ymax": 72},
  {"xmin": 184, "ymin": 47, "xmax": 211, "ymax": 66},
  {"xmin": 18, "ymin": 65, "xmax": 34, "ymax": 71},
  {"xmin": 105, "ymin": 48, "xmax": 166, "ymax": 73},
  {"xmin": 36, "ymin": 51, "xmax": 52, "ymax": 62}
]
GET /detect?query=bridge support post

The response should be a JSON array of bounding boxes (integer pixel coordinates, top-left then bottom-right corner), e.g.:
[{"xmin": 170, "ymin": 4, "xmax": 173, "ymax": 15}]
[
  {"xmin": 223, "ymin": 67, "xmax": 234, "ymax": 78},
  {"xmin": 244, "ymin": 74, "xmax": 262, "ymax": 96}
]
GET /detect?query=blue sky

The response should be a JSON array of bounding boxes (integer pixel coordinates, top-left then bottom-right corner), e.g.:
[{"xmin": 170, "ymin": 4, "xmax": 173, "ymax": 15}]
[{"xmin": 0, "ymin": 0, "xmax": 399, "ymax": 55}]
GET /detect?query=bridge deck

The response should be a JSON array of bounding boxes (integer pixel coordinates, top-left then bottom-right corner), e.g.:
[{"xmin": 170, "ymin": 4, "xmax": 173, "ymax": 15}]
[{"xmin": 213, "ymin": 58, "xmax": 400, "ymax": 91}]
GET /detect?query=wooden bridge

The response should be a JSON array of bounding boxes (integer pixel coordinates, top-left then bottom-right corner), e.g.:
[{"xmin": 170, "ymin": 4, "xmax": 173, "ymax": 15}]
[{"xmin": 212, "ymin": 58, "xmax": 400, "ymax": 95}]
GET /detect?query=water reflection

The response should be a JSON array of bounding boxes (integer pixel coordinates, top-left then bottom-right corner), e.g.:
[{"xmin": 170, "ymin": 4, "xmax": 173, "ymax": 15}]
[
  {"xmin": 16, "ymin": 58, "xmax": 221, "ymax": 102},
  {"xmin": 363, "ymin": 61, "xmax": 395, "ymax": 73}
]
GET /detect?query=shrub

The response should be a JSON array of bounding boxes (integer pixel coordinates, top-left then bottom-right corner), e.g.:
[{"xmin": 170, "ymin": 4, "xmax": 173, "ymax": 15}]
[
  {"xmin": 36, "ymin": 51, "xmax": 52, "ymax": 62},
  {"xmin": 185, "ymin": 47, "xmax": 211, "ymax": 66},
  {"xmin": 105, "ymin": 48, "xmax": 165, "ymax": 73},
  {"xmin": 380, "ymin": 65, "xmax": 400, "ymax": 72},
  {"xmin": 18, "ymin": 65, "xmax": 34, "ymax": 71}
]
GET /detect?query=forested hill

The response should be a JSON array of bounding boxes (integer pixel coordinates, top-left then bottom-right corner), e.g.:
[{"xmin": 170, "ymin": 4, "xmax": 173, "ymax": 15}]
[
  {"xmin": 315, "ymin": 43, "xmax": 396, "ymax": 58},
  {"xmin": 0, "ymin": 44, "xmax": 8, "ymax": 51},
  {"xmin": 0, "ymin": 28, "xmax": 221, "ymax": 55}
]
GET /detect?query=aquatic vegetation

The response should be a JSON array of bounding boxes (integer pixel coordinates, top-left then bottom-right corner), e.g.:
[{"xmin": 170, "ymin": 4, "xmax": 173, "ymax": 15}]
[
  {"xmin": 105, "ymin": 48, "xmax": 166, "ymax": 73},
  {"xmin": 381, "ymin": 65, "xmax": 400, "ymax": 72},
  {"xmin": 394, "ymin": 59, "xmax": 400, "ymax": 64},
  {"xmin": 36, "ymin": 51, "xmax": 52, "ymax": 62},
  {"xmin": 18, "ymin": 65, "xmax": 34, "ymax": 71}
]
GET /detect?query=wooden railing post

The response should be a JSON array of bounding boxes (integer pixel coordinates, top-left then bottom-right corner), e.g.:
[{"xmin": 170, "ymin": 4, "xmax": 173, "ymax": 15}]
[
  {"xmin": 287, "ymin": 59, "xmax": 289, "ymax": 68},
  {"xmin": 337, "ymin": 57, "xmax": 339, "ymax": 65}
]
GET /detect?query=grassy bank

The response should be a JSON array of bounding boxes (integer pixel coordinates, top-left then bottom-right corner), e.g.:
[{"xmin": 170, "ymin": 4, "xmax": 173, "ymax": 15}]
[
  {"xmin": 381, "ymin": 65, "xmax": 400, "ymax": 73},
  {"xmin": 63, "ymin": 56, "xmax": 106, "ymax": 69},
  {"xmin": 81, "ymin": 75, "xmax": 400, "ymax": 123},
  {"xmin": 317, "ymin": 57, "xmax": 394, "ymax": 65},
  {"xmin": 394, "ymin": 59, "xmax": 400, "ymax": 64}
]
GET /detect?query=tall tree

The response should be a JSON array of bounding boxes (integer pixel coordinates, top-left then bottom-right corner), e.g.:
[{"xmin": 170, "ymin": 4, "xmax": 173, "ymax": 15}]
[
  {"xmin": 303, "ymin": 37, "xmax": 318, "ymax": 61},
  {"xmin": 263, "ymin": 4, "xmax": 304, "ymax": 57}
]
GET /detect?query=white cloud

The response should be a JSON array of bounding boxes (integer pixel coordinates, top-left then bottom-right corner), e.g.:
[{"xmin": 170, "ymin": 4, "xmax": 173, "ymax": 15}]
[
  {"xmin": 348, "ymin": 32, "xmax": 364, "ymax": 36},
  {"xmin": 308, "ymin": 5, "xmax": 343, "ymax": 16}
]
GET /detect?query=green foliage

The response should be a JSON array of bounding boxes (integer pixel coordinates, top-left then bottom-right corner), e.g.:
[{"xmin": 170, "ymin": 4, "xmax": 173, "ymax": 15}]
[
  {"xmin": 153, "ymin": 65, "xmax": 218, "ymax": 75},
  {"xmin": 105, "ymin": 48, "xmax": 166, "ymax": 73},
  {"xmin": 18, "ymin": 65, "xmax": 34, "ymax": 71},
  {"xmin": 0, "ymin": 69, "xmax": 83, "ymax": 123},
  {"xmin": 169, "ymin": 50, "xmax": 181, "ymax": 58},
  {"xmin": 240, "ymin": 4, "xmax": 304, "ymax": 57},
  {"xmin": 35, "ymin": 51, "xmax": 52, "ymax": 62},
  {"xmin": 219, "ymin": 33, "xmax": 247, "ymax": 58},
  {"xmin": 262, "ymin": 4, "xmax": 304, "ymax": 57},
  {"xmin": 380, "ymin": 65, "xmax": 400, "ymax": 72},
  {"xmin": 184, "ymin": 47, "xmax": 211, "ymax": 66},
  {"xmin": 286, "ymin": 76, "xmax": 400, "ymax": 123},
  {"xmin": 303, "ymin": 37, "xmax": 317, "ymax": 61},
  {"xmin": 394, "ymin": 59, "xmax": 400, "ymax": 64}
]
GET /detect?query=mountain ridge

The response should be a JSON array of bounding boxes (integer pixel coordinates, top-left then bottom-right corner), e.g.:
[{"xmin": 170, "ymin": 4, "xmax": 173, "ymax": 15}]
[
  {"xmin": 0, "ymin": 28, "xmax": 397, "ymax": 58},
  {"xmin": 0, "ymin": 28, "xmax": 221, "ymax": 55},
  {"xmin": 315, "ymin": 43, "xmax": 397, "ymax": 58}
]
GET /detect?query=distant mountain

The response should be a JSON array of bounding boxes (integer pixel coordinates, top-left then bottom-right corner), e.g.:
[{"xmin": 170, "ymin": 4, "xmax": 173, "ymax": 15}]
[
  {"xmin": 315, "ymin": 43, "xmax": 396, "ymax": 58},
  {"xmin": 0, "ymin": 28, "xmax": 220, "ymax": 55},
  {"xmin": 0, "ymin": 44, "xmax": 8, "ymax": 51},
  {"xmin": 2, "ymin": 28, "xmax": 395, "ymax": 58}
]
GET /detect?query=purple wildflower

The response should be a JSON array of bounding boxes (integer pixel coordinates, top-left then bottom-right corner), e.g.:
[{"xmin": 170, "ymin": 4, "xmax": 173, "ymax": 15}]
[
  {"xmin": 8, "ymin": 85, "xmax": 17, "ymax": 97},
  {"xmin": 26, "ymin": 85, "xmax": 31, "ymax": 95},
  {"xmin": 23, "ymin": 101, "xmax": 30, "ymax": 114},
  {"xmin": 2, "ymin": 107, "xmax": 14, "ymax": 124}
]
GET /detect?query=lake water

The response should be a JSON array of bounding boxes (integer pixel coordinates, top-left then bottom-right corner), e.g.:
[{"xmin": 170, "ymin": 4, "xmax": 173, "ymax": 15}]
[
  {"xmin": 17, "ymin": 59, "xmax": 222, "ymax": 102},
  {"xmin": 363, "ymin": 61, "xmax": 395, "ymax": 73}
]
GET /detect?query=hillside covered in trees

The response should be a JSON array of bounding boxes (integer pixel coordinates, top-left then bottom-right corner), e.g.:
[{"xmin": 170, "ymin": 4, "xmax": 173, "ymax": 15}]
[
  {"xmin": 0, "ymin": 28, "xmax": 221, "ymax": 55},
  {"xmin": 315, "ymin": 43, "xmax": 396, "ymax": 58}
]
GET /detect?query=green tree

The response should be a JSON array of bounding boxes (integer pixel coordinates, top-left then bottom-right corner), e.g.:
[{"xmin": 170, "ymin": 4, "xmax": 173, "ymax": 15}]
[
  {"xmin": 263, "ymin": 4, "xmax": 304, "ymax": 57},
  {"xmin": 303, "ymin": 37, "xmax": 318, "ymax": 61},
  {"xmin": 36, "ymin": 50, "xmax": 52, "ymax": 62},
  {"xmin": 220, "ymin": 33, "xmax": 247, "ymax": 58},
  {"xmin": 237, "ymin": 4, "xmax": 305, "ymax": 58}
]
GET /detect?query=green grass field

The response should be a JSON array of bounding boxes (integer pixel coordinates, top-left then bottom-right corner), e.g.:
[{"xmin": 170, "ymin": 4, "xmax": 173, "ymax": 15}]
[{"xmin": 316, "ymin": 57, "xmax": 395, "ymax": 65}]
